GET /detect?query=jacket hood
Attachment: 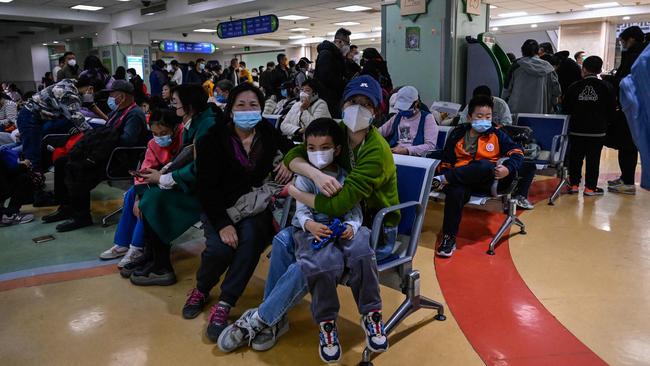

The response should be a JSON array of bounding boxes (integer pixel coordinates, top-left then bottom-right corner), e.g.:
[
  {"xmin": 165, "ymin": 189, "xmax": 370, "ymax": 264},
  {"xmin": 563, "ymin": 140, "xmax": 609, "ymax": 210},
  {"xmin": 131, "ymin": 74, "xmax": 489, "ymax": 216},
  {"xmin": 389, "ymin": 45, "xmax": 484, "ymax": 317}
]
[
  {"xmin": 318, "ymin": 40, "xmax": 340, "ymax": 54},
  {"xmin": 518, "ymin": 56, "xmax": 555, "ymax": 76}
]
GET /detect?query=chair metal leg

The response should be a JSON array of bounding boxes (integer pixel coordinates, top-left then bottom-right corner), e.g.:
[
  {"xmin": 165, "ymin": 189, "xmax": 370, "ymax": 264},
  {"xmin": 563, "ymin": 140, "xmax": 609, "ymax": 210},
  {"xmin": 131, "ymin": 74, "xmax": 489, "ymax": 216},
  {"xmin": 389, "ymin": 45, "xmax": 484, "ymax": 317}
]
[
  {"xmin": 487, "ymin": 198, "xmax": 518, "ymax": 255},
  {"xmin": 549, "ymin": 167, "xmax": 569, "ymax": 205},
  {"xmin": 514, "ymin": 217, "xmax": 526, "ymax": 234},
  {"xmin": 359, "ymin": 271, "xmax": 446, "ymax": 365},
  {"xmin": 101, "ymin": 206, "xmax": 123, "ymax": 227}
]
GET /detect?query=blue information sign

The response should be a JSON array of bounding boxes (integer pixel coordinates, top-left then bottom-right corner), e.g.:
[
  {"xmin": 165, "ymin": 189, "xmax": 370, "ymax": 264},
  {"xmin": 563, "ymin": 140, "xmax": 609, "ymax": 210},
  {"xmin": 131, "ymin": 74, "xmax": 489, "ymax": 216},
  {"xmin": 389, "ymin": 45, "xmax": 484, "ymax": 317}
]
[
  {"xmin": 159, "ymin": 41, "xmax": 216, "ymax": 54},
  {"xmin": 217, "ymin": 15, "xmax": 279, "ymax": 39}
]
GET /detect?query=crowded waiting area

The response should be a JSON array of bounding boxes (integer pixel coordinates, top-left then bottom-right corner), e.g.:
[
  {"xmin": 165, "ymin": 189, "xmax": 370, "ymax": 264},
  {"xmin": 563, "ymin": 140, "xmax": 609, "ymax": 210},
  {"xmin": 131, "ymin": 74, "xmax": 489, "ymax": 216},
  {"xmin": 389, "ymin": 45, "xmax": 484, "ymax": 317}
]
[{"xmin": 1, "ymin": 0, "xmax": 649, "ymax": 365}]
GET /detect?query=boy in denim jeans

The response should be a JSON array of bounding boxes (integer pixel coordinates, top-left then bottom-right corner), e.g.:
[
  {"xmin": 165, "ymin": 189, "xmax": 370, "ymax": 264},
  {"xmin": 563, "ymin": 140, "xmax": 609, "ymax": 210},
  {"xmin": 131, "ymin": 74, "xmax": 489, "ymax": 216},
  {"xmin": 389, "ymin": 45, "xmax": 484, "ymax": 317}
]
[{"xmin": 290, "ymin": 118, "xmax": 388, "ymax": 363}]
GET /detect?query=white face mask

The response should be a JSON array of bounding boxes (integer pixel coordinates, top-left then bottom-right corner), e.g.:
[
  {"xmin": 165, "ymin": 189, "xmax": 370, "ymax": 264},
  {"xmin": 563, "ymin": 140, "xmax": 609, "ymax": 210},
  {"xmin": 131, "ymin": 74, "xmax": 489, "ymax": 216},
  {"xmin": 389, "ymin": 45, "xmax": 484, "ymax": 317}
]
[
  {"xmin": 307, "ymin": 149, "xmax": 335, "ymax": 169},
  {"xmin": 67, "ymin": 59, "xmax": 76, "ymax": 67},
  {"xmin": 353, "ymin": 54, "xmax": 362, "ymax": 64},
  {"xmin": 342, "ymin": 104, "xmax": 373, "ymax": 132},
  {"xmin": 299, "ymin": 91, "xmax": 310, "ymax": 101}
]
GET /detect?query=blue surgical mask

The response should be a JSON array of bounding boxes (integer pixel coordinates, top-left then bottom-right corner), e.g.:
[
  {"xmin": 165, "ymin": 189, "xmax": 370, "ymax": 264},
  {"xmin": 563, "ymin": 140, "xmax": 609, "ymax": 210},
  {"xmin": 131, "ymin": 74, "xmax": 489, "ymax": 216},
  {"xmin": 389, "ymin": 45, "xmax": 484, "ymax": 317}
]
[
  {"xmin": 397, "ymin": 109, "xmax": 415, "ymax": 118},
  {"xmin": 471, "ymin": 119, "xmax": 492, "ymax": 133},
  {"xmin": 233, "ymin": 110, "xmax": 262, "ymax": 130},
  {"xmin": 107, "ymin": 96, "xmax": 118, "ymax": 111},
  {"xmin": 154, "ymin": 135, "xmax": 173, "ymax": 147},
  {"xmin": 281, "ymin": 89, "xmax": 288, "ymax": 98},
  {"xmin": 216, "ymin": 95, "xmax": 227, "ymax": 103}
]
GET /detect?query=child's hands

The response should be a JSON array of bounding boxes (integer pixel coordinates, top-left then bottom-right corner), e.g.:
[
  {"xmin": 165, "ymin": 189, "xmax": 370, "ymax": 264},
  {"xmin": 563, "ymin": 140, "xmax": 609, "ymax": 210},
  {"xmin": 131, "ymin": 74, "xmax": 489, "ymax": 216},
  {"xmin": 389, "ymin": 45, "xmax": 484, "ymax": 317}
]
[
  {"xmin": 305, "ymin": 220, "xmax": 332, "ymax": 241},
  {"xmin": 341, "ymin": 224, "xmax": 354, "ymax": 240}
]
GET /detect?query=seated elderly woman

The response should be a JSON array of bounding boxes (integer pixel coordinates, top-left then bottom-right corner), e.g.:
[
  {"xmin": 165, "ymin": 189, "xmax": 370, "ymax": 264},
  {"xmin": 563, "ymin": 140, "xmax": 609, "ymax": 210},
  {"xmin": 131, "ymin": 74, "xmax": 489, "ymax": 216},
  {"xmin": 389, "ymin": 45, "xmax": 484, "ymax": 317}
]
[
  {"xmin": 280, "ymin": 79, "xmax": 331, "ymax": 139},
  {"xmin": 378, "ymin": 86, "xmax": 438, "ymax": 157},
  {"xmin": 180, "ymin": 83, "xmax": 294, "ymax": 343}
]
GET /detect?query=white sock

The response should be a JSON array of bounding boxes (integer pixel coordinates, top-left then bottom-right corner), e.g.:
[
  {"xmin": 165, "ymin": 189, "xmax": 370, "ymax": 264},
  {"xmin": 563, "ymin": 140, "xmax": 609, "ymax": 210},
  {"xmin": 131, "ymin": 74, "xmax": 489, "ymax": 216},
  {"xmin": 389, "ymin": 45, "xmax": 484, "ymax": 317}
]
[{"xmin": 434, "ymin": 175, "xmax": 447, "ymax": 184}]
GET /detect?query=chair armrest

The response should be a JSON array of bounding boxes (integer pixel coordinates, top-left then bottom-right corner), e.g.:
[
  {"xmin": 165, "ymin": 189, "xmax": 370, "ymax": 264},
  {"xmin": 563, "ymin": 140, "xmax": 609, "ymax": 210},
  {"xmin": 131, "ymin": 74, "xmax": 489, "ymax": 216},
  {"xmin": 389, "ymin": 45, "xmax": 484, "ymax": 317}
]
[
  {"xmin": 370, "ymin": 201, "xmax": 421, "ymax": 250},
  {"xmin": 549, "ymin": 134, "xmax": 567, "ymax": 164},
  {"xmin": 106, "ymin": 146, "xmax": 147, "ymax": 180},
  {"xmin": 489, "ymin": 157, "xmax": 519, "ymax": 197}
]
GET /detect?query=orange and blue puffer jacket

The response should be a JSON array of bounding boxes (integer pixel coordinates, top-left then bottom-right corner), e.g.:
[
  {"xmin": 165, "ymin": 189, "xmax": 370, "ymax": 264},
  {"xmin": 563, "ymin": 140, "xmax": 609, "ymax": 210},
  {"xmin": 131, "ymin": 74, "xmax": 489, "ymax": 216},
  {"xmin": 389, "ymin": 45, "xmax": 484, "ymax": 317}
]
[{"xmin": 439, "ymin": 123, "xmax": 524, "ymax": 175}]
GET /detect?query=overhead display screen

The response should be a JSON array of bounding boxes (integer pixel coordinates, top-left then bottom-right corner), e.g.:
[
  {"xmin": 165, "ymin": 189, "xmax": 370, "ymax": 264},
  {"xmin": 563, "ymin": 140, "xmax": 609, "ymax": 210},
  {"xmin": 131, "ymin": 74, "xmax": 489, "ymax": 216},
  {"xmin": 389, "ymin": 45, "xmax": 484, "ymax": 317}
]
[
  {"xmin": 217, "ymin": 15, "xmax": 279, "ymax": 39},
  {"xmin": 159, "ymin": 41, "xmax": 216, "ymax": 54}
]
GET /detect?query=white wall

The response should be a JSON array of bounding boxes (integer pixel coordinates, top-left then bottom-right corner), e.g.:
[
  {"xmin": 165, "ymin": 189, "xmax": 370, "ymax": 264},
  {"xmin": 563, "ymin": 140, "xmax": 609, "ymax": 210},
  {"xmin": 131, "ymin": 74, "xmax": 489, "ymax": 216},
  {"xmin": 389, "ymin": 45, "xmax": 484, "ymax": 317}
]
[
  {"xmin": 0, "ymin": 41, "xmax": 37, "ymax": 92},
  {"xmin": 496, "ymin": 30, "xmax": 556, "ymax": 57},
  {"xmin": 31, "ymin": 45, "xmax": 50, "ymax": 82}
]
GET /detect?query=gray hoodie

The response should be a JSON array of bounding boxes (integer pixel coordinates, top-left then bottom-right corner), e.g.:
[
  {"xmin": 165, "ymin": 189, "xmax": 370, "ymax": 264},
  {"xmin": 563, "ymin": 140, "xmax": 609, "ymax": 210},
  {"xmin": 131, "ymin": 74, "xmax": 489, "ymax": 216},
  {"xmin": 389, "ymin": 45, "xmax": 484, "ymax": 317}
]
[{"xmin": 502, "ymin": 56, "xmax": 561, "ymax": 114}]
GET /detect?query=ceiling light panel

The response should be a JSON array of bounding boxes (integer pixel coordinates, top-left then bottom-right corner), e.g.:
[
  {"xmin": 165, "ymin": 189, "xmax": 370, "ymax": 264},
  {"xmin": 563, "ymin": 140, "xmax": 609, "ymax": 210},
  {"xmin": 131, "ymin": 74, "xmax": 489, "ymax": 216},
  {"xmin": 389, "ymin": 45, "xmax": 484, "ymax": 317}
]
[
  {"xmin": 278, "ymin": 15, "xmax": 310, "ymax": 21},
  {"xmin": 71, "ymin": 5, "xmax": 104, "ymax": 11},
  {"xmin": 336, "ymin": 5, "xmax": 372, "ymax": 12}
]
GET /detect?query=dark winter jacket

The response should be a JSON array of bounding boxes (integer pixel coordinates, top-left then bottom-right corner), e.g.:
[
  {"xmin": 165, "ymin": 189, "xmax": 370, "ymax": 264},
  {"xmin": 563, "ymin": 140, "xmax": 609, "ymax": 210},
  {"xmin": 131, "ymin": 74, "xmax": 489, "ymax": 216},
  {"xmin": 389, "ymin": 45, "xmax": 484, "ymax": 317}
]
[
  {"xmin": 440, "ymin": 123, "xmax": 524, "ymax": 176},
  {"xmin": 563, "ymin": 76, "xmax": 616, "ymax": 137},
  {"xmin": 269, "ymin": 66, "xmax": 290, "ymax": 99},
  {"xmin": 315, "ymin": 40, "xmax": 347, "ymax": 118},
  {"xmin": 556, "ymin": 57, "xmax": 582, "ymax": 97},
  {"xmin": 149, "ymin": 64, "xmax": 169, "ymax": 97},
  {"xmin": 196, "ymin": 119, "xmax": 294, "ymax": 232}
]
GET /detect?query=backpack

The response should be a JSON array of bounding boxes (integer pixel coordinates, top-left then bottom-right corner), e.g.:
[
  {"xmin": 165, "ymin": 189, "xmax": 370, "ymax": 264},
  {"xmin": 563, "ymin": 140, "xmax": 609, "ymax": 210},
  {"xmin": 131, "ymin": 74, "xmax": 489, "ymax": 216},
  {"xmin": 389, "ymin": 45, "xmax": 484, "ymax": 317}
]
[{"xmin": 500, "ymin": 125, "xmax": 540, "ymax": 160}]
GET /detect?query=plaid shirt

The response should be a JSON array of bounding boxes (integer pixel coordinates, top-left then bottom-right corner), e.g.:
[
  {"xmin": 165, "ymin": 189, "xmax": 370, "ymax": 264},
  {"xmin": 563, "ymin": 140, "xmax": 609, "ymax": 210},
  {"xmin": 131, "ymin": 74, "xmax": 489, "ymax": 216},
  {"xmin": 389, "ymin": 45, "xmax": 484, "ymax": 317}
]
[{"xmin": 24, "ymin": 79, "xmax": 90, "ymax": 131}]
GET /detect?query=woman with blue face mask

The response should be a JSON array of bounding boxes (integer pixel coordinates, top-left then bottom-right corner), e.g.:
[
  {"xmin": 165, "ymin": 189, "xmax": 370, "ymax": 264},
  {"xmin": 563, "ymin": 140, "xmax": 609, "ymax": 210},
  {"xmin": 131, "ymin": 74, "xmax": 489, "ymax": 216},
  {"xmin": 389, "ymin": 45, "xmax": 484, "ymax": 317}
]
[
  {"xmin": 432, "ymin": 95, "xmax": 525, "ymax": 258},
  {"xmin": 181, "ymin": 83, "xmax": 295, "ymax": 343},
  {"xmin": 379, "ymin": 86, "xmax": 439, "ymax": 156}
]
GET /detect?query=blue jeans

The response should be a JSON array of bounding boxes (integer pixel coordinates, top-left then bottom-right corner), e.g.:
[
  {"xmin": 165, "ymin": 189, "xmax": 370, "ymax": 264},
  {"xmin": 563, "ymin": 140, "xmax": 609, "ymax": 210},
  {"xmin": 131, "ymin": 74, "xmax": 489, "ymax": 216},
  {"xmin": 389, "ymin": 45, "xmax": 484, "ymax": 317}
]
[
  {"xmin": 257, "ymin": 225, "xmax": 396, "ymax": 325},
  {"xmin": 16, "ymin": 108, "xmax": 72, "ymax": 171},
  {"xmin": 258, "ymin": 227, "xmax": 308, "ymax": 326},
  {"xmin": 113, "ymin": 187, "xmax": 144, "ymax": 248}
]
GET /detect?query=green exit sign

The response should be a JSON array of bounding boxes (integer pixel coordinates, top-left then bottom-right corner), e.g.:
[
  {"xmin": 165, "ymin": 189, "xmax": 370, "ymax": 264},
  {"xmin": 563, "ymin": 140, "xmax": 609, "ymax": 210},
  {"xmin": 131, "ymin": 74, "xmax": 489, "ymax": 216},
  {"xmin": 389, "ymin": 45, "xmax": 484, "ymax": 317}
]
[{"xmin": 244, "ymin": 46, "xmax": 251, "ymax": 52}]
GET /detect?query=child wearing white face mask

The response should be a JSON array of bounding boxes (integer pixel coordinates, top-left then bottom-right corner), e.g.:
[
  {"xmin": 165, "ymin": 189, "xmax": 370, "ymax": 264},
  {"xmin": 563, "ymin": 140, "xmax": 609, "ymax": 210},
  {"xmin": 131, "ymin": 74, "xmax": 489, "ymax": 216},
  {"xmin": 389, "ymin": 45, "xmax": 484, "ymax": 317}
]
[{"xmin": 291, "ymin": 118, "xmax": 387, "ymax": 363}]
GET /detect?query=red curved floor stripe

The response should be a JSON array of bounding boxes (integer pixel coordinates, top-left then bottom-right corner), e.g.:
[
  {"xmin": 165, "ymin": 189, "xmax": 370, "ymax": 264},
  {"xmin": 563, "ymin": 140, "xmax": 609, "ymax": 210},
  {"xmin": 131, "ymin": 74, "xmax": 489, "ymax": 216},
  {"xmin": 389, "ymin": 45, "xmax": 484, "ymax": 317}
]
[{"xmin": 434, "ymin": 179, "xmax": 608, "ymax": 366}]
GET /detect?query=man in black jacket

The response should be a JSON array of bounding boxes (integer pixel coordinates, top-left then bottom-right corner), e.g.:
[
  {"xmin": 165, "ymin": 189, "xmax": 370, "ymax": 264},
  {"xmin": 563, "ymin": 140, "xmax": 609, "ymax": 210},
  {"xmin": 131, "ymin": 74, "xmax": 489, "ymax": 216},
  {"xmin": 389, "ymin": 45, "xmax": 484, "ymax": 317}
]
[
  {"xmin": 315, "ymin": 28, "xmax": 351, "ymax": 118},
  {"xmin": 608, "ymin": 26, "xmax": 648, "ymax": 195},
  {"xmin": 563, "ymin": 56, "xmax": 616, "ymax": 196},
  {"xmin": 186, "ymin": 58, "xmax": 208, "ymax": 85},
  {"xmin": 269, "ymin": 54, "xmax": 290, "ymax": 99},
  {"xmin": 554, "ymin": 51, "xmax": 582, "ymax": 99},
  {"xmin": 259, "ymin": 61, "xmax": 274, "ymax": 96}
]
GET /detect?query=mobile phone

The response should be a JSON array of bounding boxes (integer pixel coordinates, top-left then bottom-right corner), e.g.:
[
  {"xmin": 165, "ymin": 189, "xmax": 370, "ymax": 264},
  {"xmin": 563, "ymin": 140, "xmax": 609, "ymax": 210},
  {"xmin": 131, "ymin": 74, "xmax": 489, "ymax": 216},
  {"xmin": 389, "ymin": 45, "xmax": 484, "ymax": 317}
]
[
  {"xmin": 129, "ymin": 170, "xmax": 144, "ymax": 178},
  {"xmin": 32, "ymin": 235, "xmax": 55, "ymax": 244}
]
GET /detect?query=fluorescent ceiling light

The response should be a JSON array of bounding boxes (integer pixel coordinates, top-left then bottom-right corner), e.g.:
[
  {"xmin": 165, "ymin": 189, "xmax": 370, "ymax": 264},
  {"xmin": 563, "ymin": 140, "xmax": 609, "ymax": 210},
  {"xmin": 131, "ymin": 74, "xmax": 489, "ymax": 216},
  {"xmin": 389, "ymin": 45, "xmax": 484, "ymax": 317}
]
[
  {"xmin": 584, "ymin": 2, "xmax": 619, "ymax": 8},
  {"xmin": 52, "ymin": 41, "xmax": 59, "ymax": 44},
  {"xmin": 289, "ymin": 28, "xmax": 310, "ymax": 32},
  {"xmin": 623, "ymin": 16, "xmax": 631, "ymax": 20},
  {"xmin": 531, "ymin": 24, "xmax": 538, "ymax": 28},
  {"xmin": 288, "ymin": 35, "xmax": 307, "ymax": 39},
  {"xmin": 231, "ymin": 46, "xmax": 236, "ymax": 48},
  {"xmin": 490, "ymin": 5, "xmax": 497, "ymax": 9},
  {"xmin": 152, "ymin": 40, "xmax": 160, "ymax": 43},
  {"xmin": 70, "ymin": 5, "xmax": 103, "ymax": 11},
  {"xmin": 498, "ymin": 11, "xmax": 527, "ymax": 17},
  {"xmin": 0, "ymin": 0, "xmax": 14, "ymax": 3},
  {"xmin": 194, "ymin": 28, "xmax": 216, "ymax": 32},
  {"xmin": 491, "ymin": 27, "xmax": 499, "ymax": 31},
  {"xmin": 334, "ymin": 21, "xmax": 360, "ymax": 26},
  {"xmin": 42, "ymin": 43, "xmax": 47, "ymax": 46},
  {"xmin": 336, "ymin": 5, "xmax": 372, "ymax": 12},
  {"xmin": 278, "ymin": 15, "xmax": 309, "ymax": 21},
  {"xmin": 327, "ymin": 31, "xmax": 336, "ymax": 36},
  {"xmin": 370, "ymin": 38, "xmax": 376, "ymax": 41},
  {"xmin": 144, "ymin": 12, "xmax": 155, "ymax": 16}
]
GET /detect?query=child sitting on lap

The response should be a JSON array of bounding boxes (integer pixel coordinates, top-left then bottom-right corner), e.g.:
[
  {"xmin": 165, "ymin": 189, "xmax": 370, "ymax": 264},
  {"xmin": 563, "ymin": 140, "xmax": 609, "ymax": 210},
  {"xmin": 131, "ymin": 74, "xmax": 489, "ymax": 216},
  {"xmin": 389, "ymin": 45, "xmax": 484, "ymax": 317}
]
[{"xmin": 288, "ymin": 118, "xmax": 388, "ymax": 364}]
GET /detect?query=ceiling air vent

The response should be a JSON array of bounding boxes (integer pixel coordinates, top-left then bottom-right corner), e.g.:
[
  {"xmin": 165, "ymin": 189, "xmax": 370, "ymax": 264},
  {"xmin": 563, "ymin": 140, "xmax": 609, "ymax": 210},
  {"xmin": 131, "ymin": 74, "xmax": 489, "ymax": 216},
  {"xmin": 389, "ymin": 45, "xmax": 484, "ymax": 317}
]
[
  {"xmin": 188, "ymin": 0, "xmax": 208, "ymax": 4},
  {"xmin": 18, "ymin": 31, "xmax": 36, "ymax": 35},
  {"xmin": 59, "ymin": 25, "xmax": 74, "ymax": 34},
  {"xmin": 141, "ymin": 2, "xmax": 167, "ymax": 16}
]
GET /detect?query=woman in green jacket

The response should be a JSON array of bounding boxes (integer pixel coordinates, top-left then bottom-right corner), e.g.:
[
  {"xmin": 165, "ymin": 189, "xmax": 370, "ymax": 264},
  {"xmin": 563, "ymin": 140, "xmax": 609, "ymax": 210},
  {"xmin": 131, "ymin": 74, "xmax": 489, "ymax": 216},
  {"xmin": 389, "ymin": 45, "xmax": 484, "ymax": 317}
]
[{"xmin": 127, "ymin": 84, "xmax": 219, "ymax": 286}]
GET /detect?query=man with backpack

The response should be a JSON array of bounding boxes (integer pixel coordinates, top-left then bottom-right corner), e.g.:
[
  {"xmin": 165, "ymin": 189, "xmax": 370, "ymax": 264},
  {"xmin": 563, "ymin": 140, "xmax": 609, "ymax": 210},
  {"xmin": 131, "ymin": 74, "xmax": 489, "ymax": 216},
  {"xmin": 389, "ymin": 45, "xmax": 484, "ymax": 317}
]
[{"xmin": 43, "ymin": 80, "xmax": 147, "ymax": 232}]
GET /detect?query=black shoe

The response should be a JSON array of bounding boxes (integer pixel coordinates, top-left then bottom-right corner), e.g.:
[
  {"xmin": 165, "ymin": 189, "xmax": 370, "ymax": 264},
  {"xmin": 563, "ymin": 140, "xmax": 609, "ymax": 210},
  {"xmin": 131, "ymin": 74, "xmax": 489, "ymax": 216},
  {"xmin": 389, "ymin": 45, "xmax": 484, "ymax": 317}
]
[
  {"xmin": 206, "ymin": 303, "xmax": 232, "ymax": 343},
  {"xmin": 130, "ymin": 269, "xmax": 177, "ymax": 286},
  {"xmin": 55, "ymin": 216, "xmax": 93, "ymax": 232},
  {"xmin": 120, "ymin": 257, "xmax": 151, "ymax": 278},
  {"xmin": 33, "ymin": 191, "xmax": 59, "ymax": 208},
  {"xmin": 436, "ymin": 234, "xmax": 456, "ymax": 258},
  {"xmin": 42, "ymin": 207, "xmax": 72, "ymax": 223},
  {"xmin": 131, "ymin": 261, "xmax": 155, "ymax": 278},
  {"xmin": 183, "ymin": 288, "xmax": 209, "ymax": 319}
]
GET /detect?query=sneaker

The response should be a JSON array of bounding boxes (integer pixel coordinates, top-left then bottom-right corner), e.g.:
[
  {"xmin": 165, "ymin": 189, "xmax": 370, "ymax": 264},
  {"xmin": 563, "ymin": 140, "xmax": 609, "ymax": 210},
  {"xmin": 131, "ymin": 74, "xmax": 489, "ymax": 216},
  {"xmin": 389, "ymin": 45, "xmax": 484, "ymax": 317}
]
[
  {"xmin": 514, "ymin": 196, "xmax": 534, "ymax": 210},
  {"xmin": 584, "ymin": 187, "xmax": 605, "ymax": 196},
  {"xmin": 436, "ymin": 234, "xmax": 456, "ymax": 258},
  {"xmin": 318, "ymin": 320, "xmax": 342, "ymax": 363},
  {"xmin": 607, "ymin": 178, "xmax": 624, "ymax": 187},
  {"xmin": 567, "ymin": 185, "xmax": 579, "ymax": 194},
  {"xmin": 1, "ymin": 212, "xmax": 35, "ymax": 226},
  {"xmin": 129, "ymin": 269, "xmax": 176, "ymax": 286},
  {"xmin": 608, "ymin": 184, "xmax": 636, "ymax": 195},
  {"xmin": 361, "ymin": 311, "xmax": 388, "ymax": 353},
  {"xmin": 99, "ymin": 245, "xmax": 129, "ymax": 260},
  {"xmin": 182, "ymin": 288, "xmax": 208, "ymax": 319},
  {"xmin": 251, "ymin": 314, "xmax": 289, "ymax": 352},
  {"xmin": 120, "ymin": 258, "xmax": 150, "ymax": 279},
  {"xmin": 217, "ymin": 308, "xmax": 264, "ymax": 353},
  {"xmin": 117, "ymin": 246, "xmax": 143, "ymax": 268},
  {"xmin": 431, "ymin": 177, "xmax": 445, "ymax": 191},
  {"xmin": 206, "ymin": 302, "xmax": 231, "ymax": 343}
]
